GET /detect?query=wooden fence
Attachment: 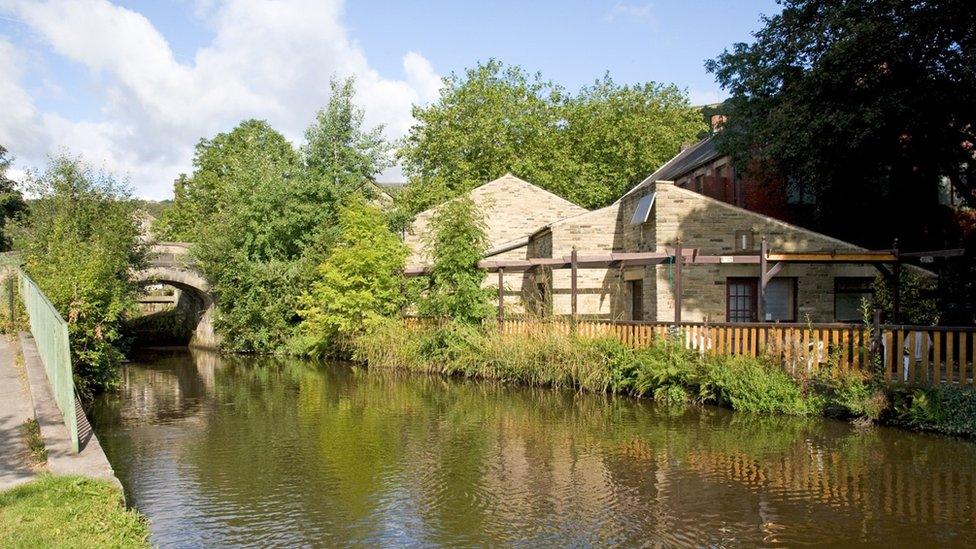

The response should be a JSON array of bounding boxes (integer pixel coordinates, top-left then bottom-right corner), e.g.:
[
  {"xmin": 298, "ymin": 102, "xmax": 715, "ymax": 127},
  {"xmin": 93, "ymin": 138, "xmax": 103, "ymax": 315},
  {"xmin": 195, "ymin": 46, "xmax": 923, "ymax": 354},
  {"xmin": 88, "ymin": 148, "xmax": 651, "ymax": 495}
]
[{"xmin": 485, "ymin": 318, "xmax": 975, "ymax": 387}]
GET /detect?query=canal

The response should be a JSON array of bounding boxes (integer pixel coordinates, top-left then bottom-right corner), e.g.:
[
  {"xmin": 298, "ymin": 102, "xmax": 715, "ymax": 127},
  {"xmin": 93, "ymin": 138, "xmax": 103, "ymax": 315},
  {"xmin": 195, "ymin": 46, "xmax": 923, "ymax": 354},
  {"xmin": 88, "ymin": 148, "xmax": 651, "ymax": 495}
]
[{"xmin": 90, "ymin": 349, "xmax": 976, "ymax": 547}]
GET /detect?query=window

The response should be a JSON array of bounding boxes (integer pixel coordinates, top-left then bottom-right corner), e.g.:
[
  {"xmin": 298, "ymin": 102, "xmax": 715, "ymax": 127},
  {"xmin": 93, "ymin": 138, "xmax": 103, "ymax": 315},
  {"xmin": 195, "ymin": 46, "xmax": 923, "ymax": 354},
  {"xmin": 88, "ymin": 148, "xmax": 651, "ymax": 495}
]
[
  {"xmin": 630, "ymin": 280, "xmax": 644, "ymax": 321},
  {"xmin": 630, "ymin": 192, "xmax": 656, "ymax": 225},
  {"xmin": 834, "ymin": 277, "xmax": 874, "ymax": 322},
  {"xmin": 727, "ymin": 278, "xmax": 758, "ymax": 322},
  {"xmin": 765, "ymin": 278, "xmax": 797, "ymax": 322},
  {"xmin": 786, "ymin": 177, "xmax": 816, "ymax": 205},
  {"xmin": 727, "ymin": 277, "xmax": 797, "ymax": 322}
]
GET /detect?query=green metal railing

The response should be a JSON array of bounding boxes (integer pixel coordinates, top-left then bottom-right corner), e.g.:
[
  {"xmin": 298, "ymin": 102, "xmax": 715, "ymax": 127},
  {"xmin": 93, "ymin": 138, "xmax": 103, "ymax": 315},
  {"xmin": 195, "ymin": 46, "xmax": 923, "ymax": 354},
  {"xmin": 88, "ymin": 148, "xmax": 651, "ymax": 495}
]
[{"xmin": 18, "ymin": 271, "xmax": 79, "ymax": 452}]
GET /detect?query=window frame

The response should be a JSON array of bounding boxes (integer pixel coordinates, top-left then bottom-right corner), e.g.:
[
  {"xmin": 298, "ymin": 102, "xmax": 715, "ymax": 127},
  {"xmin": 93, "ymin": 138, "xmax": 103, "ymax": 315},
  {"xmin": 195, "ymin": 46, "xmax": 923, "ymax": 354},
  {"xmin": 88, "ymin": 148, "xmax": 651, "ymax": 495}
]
[
  {"xmin": 833, "ymin": 277, "xmax": 875, "ymax": 323},
  {"xmin": 726, "ymin": 277, "xmax": 798, "ymax": 323}
]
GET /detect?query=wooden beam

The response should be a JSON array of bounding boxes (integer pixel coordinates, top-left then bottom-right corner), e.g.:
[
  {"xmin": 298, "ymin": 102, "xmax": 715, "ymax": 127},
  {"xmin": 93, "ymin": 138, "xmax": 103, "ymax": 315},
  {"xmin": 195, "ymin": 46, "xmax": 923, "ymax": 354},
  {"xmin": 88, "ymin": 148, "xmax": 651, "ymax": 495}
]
[
  {"xmin": 893, "ymin": 238, "xmax": 901, "ymax": 324},
  {"xmin": 674, "ymin": 242, "xmax": 683, "ymax": 324},
  {"xmin": 497, "ymin": 268, "xmax": 504, "ymax": 324},
  {"xmin": 571, "ymin": 248, "xmax": 578, "ymax": 319},
  {"xmin": 689, "ymin": 255, "xmax": 762, "ymax": 264},
  {"xmin": 759, "ymin": 237, "xmax": 767, "ymax": 322},
  {"xmin": 762, "ymin": 262, "xmax": 784, "ymax": 285},
  {"xmin": 899, "ymin": 248, "xmax": 965, "ymax": 258},
  {"xmin": 765, "ymin": 252, "xmax": 898, "ymax": 262}
]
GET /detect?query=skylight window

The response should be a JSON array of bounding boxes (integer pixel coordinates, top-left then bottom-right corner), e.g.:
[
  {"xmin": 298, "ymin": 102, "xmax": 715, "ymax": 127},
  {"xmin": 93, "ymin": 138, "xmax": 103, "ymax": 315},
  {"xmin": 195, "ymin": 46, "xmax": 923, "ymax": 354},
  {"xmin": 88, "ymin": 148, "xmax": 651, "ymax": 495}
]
[{"xmin": 630, "ymin": 192, "xmax": 656, "ymax": 225}]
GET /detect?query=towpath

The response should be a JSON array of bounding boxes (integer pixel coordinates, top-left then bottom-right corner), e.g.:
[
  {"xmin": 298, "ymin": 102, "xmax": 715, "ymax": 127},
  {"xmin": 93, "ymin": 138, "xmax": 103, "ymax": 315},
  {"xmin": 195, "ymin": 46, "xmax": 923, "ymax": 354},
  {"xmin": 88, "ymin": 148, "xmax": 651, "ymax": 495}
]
[{"xmin": 0, "ymin": 336, "xmax": 35, "ymax": 491}]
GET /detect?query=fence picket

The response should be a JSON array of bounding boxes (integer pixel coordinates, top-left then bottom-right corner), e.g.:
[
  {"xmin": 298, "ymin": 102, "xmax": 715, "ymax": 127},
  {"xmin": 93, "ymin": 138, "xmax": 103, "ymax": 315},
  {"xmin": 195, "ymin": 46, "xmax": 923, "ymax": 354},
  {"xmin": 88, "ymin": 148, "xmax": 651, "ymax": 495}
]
[
  {"xmin": 946, "ymin": 332, "xmax": 955, "ymax": 385},
  {"xmin": 934, "ymin": 331, "xmax": 942, "ymax": 386}
]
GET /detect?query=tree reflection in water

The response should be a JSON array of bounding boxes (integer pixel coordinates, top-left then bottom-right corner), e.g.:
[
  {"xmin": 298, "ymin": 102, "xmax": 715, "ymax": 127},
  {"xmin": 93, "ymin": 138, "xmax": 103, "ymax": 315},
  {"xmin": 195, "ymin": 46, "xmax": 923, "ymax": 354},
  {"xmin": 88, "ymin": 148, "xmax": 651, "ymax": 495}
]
[{"xmin": 89, "ymin": 349, "xmax": 976, "ymax": 547}]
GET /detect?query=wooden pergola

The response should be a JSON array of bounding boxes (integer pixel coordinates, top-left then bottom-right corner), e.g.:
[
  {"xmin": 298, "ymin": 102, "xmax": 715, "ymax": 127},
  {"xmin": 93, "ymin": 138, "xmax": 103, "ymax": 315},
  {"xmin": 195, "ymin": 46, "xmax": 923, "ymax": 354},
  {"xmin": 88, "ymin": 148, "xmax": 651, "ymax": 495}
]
[{"xmin": 405, "ymin": 238, "xmax": 964, "ymax": 324}]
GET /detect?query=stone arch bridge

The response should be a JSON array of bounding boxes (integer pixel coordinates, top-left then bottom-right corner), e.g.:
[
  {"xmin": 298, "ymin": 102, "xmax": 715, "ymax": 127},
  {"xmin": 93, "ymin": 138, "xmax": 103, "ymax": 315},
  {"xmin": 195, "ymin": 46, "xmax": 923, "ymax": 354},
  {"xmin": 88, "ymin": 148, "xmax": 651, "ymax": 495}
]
[{"xmin": 134, "ymin": 242, "xmax": 219, "ymax": 348}]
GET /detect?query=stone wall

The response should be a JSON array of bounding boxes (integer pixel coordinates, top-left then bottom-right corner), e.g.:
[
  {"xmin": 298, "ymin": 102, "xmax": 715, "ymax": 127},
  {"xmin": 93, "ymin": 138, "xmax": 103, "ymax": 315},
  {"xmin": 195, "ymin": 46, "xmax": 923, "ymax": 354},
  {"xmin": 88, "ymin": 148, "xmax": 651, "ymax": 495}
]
[
  {"xmin": 526, "ymin": 203, "xmax": 629, "ymax": 319},
  {"xmin": 404, "ymin": 174, "xmax": 586, "ymax": 264},
  {"xmin": 641, "ymin": 181, "xmax": 877, "ymax": 323},
  {"xmin": 406, "ymin": 174, "xmax": 586, "ymax": 313}
]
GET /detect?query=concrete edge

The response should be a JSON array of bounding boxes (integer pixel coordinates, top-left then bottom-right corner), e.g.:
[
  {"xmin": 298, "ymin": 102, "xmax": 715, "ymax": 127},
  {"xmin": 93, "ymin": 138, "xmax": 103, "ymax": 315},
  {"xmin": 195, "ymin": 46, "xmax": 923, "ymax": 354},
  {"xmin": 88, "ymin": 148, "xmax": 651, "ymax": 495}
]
[{"xmin": 16, "ymin": 332, "xmax": 123, "ymax": 493}]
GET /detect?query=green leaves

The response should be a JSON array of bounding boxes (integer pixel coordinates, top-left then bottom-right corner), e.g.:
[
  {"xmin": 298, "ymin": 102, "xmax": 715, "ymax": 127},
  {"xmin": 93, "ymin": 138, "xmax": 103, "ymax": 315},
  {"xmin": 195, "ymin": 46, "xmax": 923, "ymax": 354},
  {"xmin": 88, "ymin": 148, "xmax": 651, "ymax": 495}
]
[
  {"xmin": 707, "ymin": 0, "xmax": 976, "ymax": 248},
  {"xmin": 297, "ymin": 196, "xmax": 407, "ymax": 355},
  {"xmin": 156, "ymin": 78, "xmax": 394, "ymax": 353},
  {"xmin": 397, "ymin": 60, "xmax": 706, "ymax": 213},
  {"xmin": 419, "ymin": 195, "xmax": 493, "ymax": 325},
  {"xmin": 16, "ymin": 155, "xmax": 145, "ymax": 396}
]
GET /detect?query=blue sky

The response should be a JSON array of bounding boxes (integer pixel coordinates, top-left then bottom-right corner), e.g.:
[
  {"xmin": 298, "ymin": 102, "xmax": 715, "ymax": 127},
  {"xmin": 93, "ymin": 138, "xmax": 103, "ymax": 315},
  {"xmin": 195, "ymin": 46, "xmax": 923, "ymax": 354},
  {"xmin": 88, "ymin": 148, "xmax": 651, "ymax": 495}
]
[{"xmin": 0, "ymin": 1, "xmax": 778, "ymax": 198}]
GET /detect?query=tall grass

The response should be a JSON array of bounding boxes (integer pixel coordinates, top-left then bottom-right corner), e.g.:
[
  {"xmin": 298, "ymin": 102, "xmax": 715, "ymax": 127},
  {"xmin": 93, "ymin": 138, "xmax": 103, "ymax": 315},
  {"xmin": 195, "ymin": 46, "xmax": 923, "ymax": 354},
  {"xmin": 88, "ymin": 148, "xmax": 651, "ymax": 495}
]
[{"xmin": 353, "ymin": 319, "xmax": 887, "ymax": 420}]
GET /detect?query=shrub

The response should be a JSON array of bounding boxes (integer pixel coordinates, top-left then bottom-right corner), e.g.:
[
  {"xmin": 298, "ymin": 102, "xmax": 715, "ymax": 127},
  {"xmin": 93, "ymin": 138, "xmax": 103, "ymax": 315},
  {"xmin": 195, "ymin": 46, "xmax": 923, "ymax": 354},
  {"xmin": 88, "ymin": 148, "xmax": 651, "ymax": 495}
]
[
  {"xmin": 702, "ymin": 354, "xmax": 820, "ymax": 415},
  {"xmin": 817, "ymin": 370, "xmax": 887, "ymax": 420},
  {"xmin": 891, "ymin": 386, "xmax": 976, "ymax": 437},
  {"xmin": 296, "ymin": 196, "xmax": 407, "ymax": 356},
  {"xmin": 15, "ymin": 155, "xmax": 145, "ymax": 396},
  {"xmin": 418, "ymin": 195, "xmax": 493, "ymax": 325}
]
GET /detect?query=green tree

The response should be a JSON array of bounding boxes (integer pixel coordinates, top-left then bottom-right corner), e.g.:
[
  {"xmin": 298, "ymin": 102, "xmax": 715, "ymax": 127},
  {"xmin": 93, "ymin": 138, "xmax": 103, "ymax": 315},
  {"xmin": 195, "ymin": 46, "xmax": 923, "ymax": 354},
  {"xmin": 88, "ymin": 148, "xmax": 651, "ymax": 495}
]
[
  {"xmin": 302, "ymin": 76, "xmax": 392, "ymax": 198},
  {"xmin": 0, "ymin": 146, "xmax": 27, "ymax": 251},
  {"xmin": 296, "ymin": 195, "xmax": 407, "ymax": 355},
  {"xmin": 154, "ymin": 120, "xmax": 301, "ymax": 244},
  {"xmin": 419, "ymin": 196, "xmax": 492, "ymax": 324},
  {"xmin": 157, "ymin": 78, "xmax": 393, "ymax": 352},
  {"xmin": 16, "ymin": 155, "xmax": 145, "ymax": 396},
  {"xmin": 397, "ymin": 59, "xmax": 705, "ymax": 212},
  {"xmin": 706, "ymin": 0, "xmax": 976, "ymax": 248},
  {"xmin": 563, "ymin": 75, "xmax": 708, "ymax": 206}
]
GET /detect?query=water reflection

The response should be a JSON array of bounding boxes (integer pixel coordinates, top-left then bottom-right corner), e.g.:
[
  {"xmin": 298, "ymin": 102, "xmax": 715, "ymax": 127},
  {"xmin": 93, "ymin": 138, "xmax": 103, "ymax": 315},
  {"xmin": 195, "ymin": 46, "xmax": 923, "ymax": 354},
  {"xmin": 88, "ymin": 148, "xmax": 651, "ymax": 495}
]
[{"xmin": 90, "ymin": 349, "xmax": 976, "ymax": 547}]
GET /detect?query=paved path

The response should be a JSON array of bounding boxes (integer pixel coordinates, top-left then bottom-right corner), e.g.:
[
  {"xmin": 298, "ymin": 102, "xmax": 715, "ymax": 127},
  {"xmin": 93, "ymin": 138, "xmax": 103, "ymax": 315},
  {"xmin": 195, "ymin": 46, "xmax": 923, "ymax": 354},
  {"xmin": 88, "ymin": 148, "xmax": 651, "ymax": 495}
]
[
  {"xmin": 0, "ymin": 336, "xmax": 36, "ymax": 491},
  {"xmin": 18, "ymin": 333, "xmax": 121, "ymax": 489}
]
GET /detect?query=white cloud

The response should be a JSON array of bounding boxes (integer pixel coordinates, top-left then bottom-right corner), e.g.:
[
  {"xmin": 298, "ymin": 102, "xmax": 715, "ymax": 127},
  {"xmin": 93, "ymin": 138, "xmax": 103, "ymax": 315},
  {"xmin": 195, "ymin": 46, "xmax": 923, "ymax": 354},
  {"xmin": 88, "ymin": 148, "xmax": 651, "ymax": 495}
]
[
  {"xmin": 605, "ymin": 2, "xmax": 656, "ymax": 24},
  {"xmin": 0, "ymin": 0, "xmax": 440, "ymax": 198}
]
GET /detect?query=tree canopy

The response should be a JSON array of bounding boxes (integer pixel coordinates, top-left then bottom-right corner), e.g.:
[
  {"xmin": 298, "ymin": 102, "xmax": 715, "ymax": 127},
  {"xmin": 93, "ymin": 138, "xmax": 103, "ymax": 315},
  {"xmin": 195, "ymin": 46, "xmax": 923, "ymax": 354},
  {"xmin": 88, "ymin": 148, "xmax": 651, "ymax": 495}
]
[
  {"xmin": 706, "ymin": 0, "xmax": 976, "ymax": 248},
  {"xmin": 296, "ymin": 195, "xmax": 407, "ymax": 355},
  {"xmin": 156, "ymin": 77, "xmax": 394, "ymax": 352},
  {"xmin": 0, "ymin": 145, "xmax": 27, "ymax": 251},
  {"xmin": 16, "ymin": 155, "xmax": 144, "ymax": 396},
  {"xmin": 397, "ymin": 60, "xmax": 706, "ymax": 212}
]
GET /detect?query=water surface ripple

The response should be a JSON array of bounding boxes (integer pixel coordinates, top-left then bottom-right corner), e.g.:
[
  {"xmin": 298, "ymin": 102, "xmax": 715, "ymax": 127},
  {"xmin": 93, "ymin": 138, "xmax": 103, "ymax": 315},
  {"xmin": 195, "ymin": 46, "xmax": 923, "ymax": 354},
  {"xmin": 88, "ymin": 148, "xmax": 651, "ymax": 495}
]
[{"xmin": 89, "ymin": 349, "xmax": 976, "ymax": 547}]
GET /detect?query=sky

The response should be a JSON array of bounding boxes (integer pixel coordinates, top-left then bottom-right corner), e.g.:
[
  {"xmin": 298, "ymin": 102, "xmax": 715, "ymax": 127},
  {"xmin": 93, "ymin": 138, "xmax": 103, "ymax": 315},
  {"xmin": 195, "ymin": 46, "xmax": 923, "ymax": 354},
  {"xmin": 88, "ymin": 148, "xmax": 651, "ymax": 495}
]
[{"xmin": 0, "ymin": 0, "xmax": 779, "ymax": 199}]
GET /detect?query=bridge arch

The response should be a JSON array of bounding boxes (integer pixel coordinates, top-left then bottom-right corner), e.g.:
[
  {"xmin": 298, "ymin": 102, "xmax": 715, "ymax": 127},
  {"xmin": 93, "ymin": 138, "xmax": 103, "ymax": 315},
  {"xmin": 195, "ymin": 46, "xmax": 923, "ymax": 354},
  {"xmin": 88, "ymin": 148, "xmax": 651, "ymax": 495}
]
[{"xmin": 133, "ymin": 243, "xmax": 219, "ymax": 348}]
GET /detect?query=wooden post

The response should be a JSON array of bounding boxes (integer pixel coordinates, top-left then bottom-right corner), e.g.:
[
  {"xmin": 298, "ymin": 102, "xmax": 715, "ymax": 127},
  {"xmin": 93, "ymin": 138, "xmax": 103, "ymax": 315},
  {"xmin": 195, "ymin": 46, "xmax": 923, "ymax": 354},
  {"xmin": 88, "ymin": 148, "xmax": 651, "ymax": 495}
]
[
  {"xmin": 869, "ymin": 309, "xmax": 882, "ymax": 378},
  {"xmin": 892, "ymin": 238, "xmax": 901, "ymax": 324},
  {"xmin": 497, "ymin": 267, "xmax": 504, "ymax": 325},
  {"xmin": 674, "ymin": 241, "xmax": 683, "ymax": 324},
  {"xmin": 570, "ymin": 248, "xmax": 578, "ymax": 324},
  {"xmin": 759, "ymin": 236, "xmax": 768, "ymax": 322}
]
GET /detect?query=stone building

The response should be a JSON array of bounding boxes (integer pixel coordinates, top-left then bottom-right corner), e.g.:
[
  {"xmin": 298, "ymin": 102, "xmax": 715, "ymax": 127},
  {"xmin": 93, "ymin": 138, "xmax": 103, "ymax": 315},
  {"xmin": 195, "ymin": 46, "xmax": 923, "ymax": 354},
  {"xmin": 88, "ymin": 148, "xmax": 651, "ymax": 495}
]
[
  {"xmin": 405, "ymin": 173, "xmax": 587, "ymax": 310},
  {"xmin": 525, "ymin": 177, "xmax": 881, "ymax": 324}
]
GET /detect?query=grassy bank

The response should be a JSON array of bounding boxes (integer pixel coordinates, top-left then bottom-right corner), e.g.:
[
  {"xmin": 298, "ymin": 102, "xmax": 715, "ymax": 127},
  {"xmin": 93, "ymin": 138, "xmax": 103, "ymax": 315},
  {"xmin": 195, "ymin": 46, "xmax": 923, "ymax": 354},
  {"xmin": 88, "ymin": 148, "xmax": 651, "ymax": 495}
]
[
  {"xmin": 355, "ymin": 319, "xmax": 976, "ymax": 438},
  {"xmin": 0, "ymin": 475, "xmax": 149, "ymax": 548}
]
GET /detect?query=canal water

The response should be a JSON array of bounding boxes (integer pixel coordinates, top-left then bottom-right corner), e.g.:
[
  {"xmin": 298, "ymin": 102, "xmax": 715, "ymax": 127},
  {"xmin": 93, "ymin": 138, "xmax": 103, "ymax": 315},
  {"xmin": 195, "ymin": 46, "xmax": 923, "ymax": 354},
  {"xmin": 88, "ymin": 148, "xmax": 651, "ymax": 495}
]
[{"xmin": 90, "ymin": 349, "xmax": 976, "ymax": 547}]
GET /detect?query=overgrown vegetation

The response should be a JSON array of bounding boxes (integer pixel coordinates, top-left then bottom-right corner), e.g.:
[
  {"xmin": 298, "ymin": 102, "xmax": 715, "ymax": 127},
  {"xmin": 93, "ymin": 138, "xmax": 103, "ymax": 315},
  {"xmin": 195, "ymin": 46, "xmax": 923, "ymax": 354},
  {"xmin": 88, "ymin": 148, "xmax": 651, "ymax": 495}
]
[
  {"xmin": 416, "ymin": 195, "xmax": 492, "ymax": 325},
  {"xmin": 355, "ymin": 320, "xmax": 891, "ymax": 420},
  {"xmin": 294, "ymin": 196, "xmax": 407, "ymax": 356},
  {"xmin": 14, "ymin": 155, "xmax": 145, "ymax": 396},
  {"xmin": 0, "ymin": 146, "xmax": 27, "ymax": 251},
  {"xmin": 0, "ymin": 475, "xmax": 150, "ymax": 548},
  {"xmin": 154, "ymin": 77, "xmax": 391, "ymax": 353}
]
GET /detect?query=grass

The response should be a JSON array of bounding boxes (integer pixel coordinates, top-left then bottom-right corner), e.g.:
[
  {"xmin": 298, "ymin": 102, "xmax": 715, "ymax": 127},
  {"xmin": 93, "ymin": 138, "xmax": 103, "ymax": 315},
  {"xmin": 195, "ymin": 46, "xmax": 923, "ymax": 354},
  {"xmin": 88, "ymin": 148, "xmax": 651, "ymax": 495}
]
[
  {"xmin": 0, "ymin": 475, "xmax": 150, "ymax": 548},
  {"xmin": 20, "ymin": 419, "xmax": 46, "ymax": 466},
  {"xmin": 354, "ymin": 319, "xmax": 888, "ymax": 420}
]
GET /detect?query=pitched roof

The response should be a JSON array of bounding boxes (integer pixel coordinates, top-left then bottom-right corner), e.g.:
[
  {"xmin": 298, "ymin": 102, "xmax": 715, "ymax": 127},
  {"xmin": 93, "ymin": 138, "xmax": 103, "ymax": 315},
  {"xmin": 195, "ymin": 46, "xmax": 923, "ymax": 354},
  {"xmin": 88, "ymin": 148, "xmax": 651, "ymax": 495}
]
[{"xmin": 618, "ymin": 136, "xmax": 721, "ymax": 202}]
